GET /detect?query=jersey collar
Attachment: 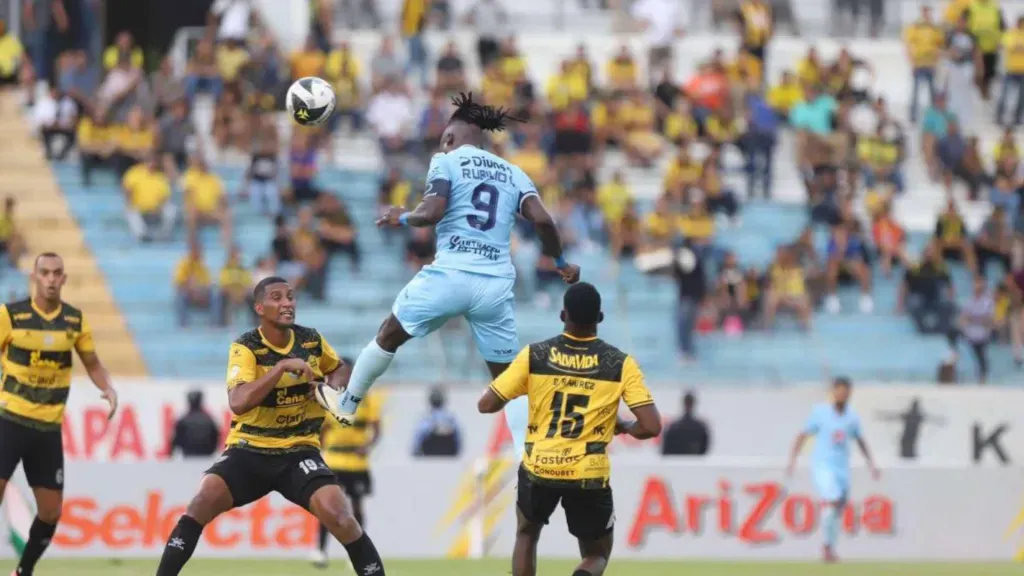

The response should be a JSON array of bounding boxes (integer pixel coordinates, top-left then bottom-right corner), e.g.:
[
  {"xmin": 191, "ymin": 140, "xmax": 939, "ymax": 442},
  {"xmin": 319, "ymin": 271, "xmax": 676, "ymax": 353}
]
[
  {"xmin": 30, "ymin": 299, "xmax": 62, "ymax": 322},
  {"xmin": 562, "ymin": 332, "xmax": 598, "ymax": 342},
  {"xmin": 258, "ymin": 327, "xmax": 295, "ymax": 355}
]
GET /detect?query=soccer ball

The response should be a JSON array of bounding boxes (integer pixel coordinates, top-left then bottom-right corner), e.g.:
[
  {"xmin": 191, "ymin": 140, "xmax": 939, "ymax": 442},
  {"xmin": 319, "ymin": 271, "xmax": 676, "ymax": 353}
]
[{"xmin": 286, "ymin": 76, "xmax": 336, "ymax": 127}]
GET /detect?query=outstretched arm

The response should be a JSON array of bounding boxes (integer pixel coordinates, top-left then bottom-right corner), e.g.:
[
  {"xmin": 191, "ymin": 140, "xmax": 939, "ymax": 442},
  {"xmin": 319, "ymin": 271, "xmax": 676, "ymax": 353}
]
[
  {"xmin": 521, "ymin": 195, "xmax": 580, "ymax": 283},
  {"xmin": 378, "ymin": 192, "xmax": 449, "ymax": 228}
]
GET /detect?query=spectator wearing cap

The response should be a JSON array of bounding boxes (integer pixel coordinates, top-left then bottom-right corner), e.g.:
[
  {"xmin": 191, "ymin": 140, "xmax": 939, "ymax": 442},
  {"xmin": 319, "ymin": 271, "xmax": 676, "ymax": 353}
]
[{"xmin": 661, "ymin": 391, "xmax": 710, "ymax": 456}]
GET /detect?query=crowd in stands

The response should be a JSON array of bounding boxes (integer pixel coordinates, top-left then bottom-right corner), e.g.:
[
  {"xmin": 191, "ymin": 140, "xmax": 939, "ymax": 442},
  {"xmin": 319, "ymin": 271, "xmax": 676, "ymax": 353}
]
[{"xmin": 1, "ymin": 0, "xmax": 1024, "ymax": 380}]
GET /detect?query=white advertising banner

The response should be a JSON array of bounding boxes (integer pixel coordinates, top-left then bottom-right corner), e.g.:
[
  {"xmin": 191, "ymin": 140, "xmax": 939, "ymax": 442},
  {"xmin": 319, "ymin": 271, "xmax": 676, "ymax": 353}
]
[
  {"xmin": 2, "ymin": 461, "xmax": 1024, "ymax": 560},
  {"xmin": 54, "ymin": 381, "xmax": 1024, "ymax": 467}
]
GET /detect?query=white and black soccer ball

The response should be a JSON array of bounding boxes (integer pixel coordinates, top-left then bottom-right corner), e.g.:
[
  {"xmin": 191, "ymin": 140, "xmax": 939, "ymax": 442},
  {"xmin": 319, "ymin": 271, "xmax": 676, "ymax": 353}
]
[{"xmin": 286, "ymin": 76, "xmax": 336, "ymax": 127}]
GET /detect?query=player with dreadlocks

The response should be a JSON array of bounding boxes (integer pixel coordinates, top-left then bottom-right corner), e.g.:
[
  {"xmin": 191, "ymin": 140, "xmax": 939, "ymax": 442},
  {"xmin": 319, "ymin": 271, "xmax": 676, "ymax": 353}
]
[{"xmin": 320, "ymin": 93, "xmax": 579, "ymax": 462}]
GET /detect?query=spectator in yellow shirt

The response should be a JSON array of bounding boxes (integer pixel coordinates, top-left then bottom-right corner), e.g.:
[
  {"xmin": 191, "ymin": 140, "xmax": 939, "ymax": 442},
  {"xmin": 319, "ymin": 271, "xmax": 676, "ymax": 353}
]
[
  {"xmin": 663, "ymin": 147, "xmax": 702, "ymax": 195},
  {"xmin": 507, "ymin": 129, "xmax": 550, "ymax": 186},
  {"xmin": 644, "ymin": 196, "xmax": 678, "ymax": 249},
  {"xmin": 597, "ymin": 170, "xmax": 633, "ymax": 225},
  {"xmin": 997, "ymin": 16, "xmax": 1024, "ymax": 126},
  {"xmin": 763, "ymin": 245, "xmax": 811, "ymax": 330},
  {"xmin": 103, "ymin": 31, "xmax": 144, "ymax": 71},
  {"xmin": 112, "ymin": 106, "xmax": 155, "ymax": 178},
  {"xmin": 766, "ymin": 70, "xmax": 804, "ymax": 119},
  {"xmin": 216, "ymin": 41, "xmax": 250, "ymax": 88},
  {"xmin": 78, "ymin": 114, "xmax": 113, "ymax": 187},
  {"xmin": 904, "ymin": 6, "xmax": 944, "ymax": 121},
  {"xmin": 663, "ymin": 97, "xmax": 699, "ymax": 146},
  {"xmin": 214, "ymin": 244, "xmax": 252, "ymax": 327},
  {"xmin": 623, "ymin": 90, "xmax": 662, "ymax": 167},
  {"xmin": 325, "ymin": 40, "xmax": 364, "ymax": 132},
  {"xmin": 0, "ymin": 19, "xmax": 24, "ymax": 85},
  {"xmin": 123, "ymin": 155, "xmax": 176, "ymax": 242},
  {"xmin": 546, "ymin": 60, "xmax": 588, "ymax": 112},
  {"xmin": 173, "ymin": 238, "xmax": 212, "ymax": 327},
  {"xmin": 606, "ymin": 45, "xmax": 638, "ymax": 93},
  {"xmin": 0, "ymin": 196, "xmax": 25, "ymax": 267},
  {"xmin": 183, "ymin": 155, "xmax": 231, "ymax": 246},
  {"xmin": 290, "ymin": 35, "xmax": 326, "ymax": 80}
]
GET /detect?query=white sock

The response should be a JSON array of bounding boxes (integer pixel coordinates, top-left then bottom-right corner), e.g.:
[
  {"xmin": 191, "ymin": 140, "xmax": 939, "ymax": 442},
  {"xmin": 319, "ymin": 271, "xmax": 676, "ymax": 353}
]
[{"xmin": 339, "ymin": 339, "xmax": 394, "ymax": 414}]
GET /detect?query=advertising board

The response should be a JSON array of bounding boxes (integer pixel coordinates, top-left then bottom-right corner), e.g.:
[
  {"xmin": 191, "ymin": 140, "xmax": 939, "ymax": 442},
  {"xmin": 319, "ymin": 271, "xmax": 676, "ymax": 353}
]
[{"xmin": 2, "ymin": 461, "xmax": 1023, "ymax": 560}]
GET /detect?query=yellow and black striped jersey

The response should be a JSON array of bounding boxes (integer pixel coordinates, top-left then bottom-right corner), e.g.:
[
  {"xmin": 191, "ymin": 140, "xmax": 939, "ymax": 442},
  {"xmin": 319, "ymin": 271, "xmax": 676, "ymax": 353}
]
[
  {"xmin": 489, "ymin": 333, "xmax": 654, "ymax": 488},
  {"xmin": 321, "ymin": 392, "xmax": 381, "ymax": 471},
  {"xmin": 225, "ymin": 325, "xmax": 340, "ymax": 453},
  {"xmin": 0, "ymin": 299, "xmax": 94, "ymax": 429}
]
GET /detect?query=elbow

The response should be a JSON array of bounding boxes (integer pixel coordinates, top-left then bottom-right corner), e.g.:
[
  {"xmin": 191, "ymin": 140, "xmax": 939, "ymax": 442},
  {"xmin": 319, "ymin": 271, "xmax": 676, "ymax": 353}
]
[
  {"xmin": 648, "ymin": 419, "xmax": 664, "ymax": 438},
  {"xmin": 227, "ymin": 393, "xmax": 248, "ymax": 416},
  {"xmin": 477, "ymin": 394, "xmax": 500, "ymax": 414}
]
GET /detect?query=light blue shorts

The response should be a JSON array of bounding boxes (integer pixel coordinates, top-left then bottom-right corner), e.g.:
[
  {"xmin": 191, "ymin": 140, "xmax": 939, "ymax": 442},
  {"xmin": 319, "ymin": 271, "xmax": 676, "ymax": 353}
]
[
  {"xmin": 503, "ymin": 396, "xmax": 529, "ymax": 461},
  {"xmin": 392, "ymin": 266, "xmax": 519, "ymax": 363},
  {"xmin": 812, "ymin": 466, "xmax": 850, "ymax": 503}
]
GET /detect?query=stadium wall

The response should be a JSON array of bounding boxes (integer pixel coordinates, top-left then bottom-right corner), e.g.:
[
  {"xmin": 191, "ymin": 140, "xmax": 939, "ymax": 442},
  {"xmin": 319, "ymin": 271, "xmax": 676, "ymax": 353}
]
[{"xmin": 45, "ymin": 381, "xmax": 1024, "ymax": 467}]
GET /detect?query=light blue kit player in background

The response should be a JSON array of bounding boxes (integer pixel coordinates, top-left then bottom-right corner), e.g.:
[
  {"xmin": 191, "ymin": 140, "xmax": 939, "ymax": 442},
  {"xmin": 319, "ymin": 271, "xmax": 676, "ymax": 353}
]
[
  {"xmin": 319, "ymin": 94, "xmax": 580, "ymax": 459},
  {"xmin": 786, "ymin": 377, "xmax": 880, "ymax": 563}
]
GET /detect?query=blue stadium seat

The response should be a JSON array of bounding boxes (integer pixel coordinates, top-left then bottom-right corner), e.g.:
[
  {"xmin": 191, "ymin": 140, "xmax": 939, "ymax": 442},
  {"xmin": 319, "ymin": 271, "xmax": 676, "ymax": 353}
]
[{"xmin": 56, "ymin": 160, "xmax": 1017, "ymax": 384}]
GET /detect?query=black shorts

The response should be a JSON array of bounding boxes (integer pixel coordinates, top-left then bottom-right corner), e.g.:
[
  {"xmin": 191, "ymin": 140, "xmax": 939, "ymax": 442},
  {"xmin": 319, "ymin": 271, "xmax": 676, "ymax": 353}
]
[
  {"xmin": 333, "ymin": 469, "xmax": 373, "ymax": 499},
  {"xmin": 516, "ymin": 466, "xmax": 614, "ymax": 541},
  {"xmin": 0, "ymin": 414, "xmax": 64, "ymax": 490},
  {"xmin": 206, "ymin": 448, "xmax": 338, "ymax": 509}
]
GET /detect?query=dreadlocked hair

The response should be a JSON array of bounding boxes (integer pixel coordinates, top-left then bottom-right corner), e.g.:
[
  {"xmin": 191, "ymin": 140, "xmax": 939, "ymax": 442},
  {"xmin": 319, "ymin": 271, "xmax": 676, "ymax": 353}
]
[{"xmin": 449, "ymin": 92, "xmax": 524, "ymax": 133}]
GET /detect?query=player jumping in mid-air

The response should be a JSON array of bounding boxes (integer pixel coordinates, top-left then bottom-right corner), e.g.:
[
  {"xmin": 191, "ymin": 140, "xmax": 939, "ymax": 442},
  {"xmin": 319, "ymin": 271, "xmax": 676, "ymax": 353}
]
[
  {"xmin": 0, "ymin": 253, "xmax": 118, "ymax": 576},
  {"xmin": 156, "ymin": 277, "xmax": 386, "ymax": 576},
  {"xmin": 319, "ymin": 93, "xmax": 579, "ymax": 459},
  {"xmin": 786, "ymin": 377, "xmax": 880, "ymax": 563},
  {"xmin": 477, "ymin": 282, "xmax": 662, "ymax": 576}
]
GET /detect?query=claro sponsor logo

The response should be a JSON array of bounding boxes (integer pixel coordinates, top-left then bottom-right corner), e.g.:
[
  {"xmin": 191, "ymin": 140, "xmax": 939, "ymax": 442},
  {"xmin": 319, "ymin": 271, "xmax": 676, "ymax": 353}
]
[
  {"xmin": 54, "ymin": 492, "xmax": 316, "ymax": 550},
  {"xmin": 627, "ymin": 476, "xmax": 895, "ymax": 547}
]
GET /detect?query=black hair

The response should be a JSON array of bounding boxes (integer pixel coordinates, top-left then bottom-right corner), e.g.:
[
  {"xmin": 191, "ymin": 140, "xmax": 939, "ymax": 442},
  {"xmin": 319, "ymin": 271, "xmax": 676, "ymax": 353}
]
[
  {"xmin": 34, "ymin": 252, "xmax": 62, "ymax": 269},
  {"xmin": 563, "ymin": 282, "xmax": 601, "ymax": 325},
  {"xmin": 253, "ymin": 276, "xmax": 288, "ymax": 301},
  {"xmin": 448, "ymin": 92, "xmax": 523, "ymax": 133},
  {"xmin": 833, "ymin": 376, "xmax": 853, "ymax": 389}
]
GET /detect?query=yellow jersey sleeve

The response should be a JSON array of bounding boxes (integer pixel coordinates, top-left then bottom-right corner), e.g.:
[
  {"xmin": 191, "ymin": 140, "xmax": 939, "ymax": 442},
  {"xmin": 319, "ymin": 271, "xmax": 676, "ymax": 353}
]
[
  {"xmin": 76, "ymin": 313, "xmax": 97, "ymax": 354},
  {"xmin": 0, "ymin": 305, "xmax": 12, "ymax": 349},
  {"xmin": 489, "ymin": 347, "xmax": 530, "ymax": 402},
  {"xmin": 227, "ymin": 343, "xmax": 258, "ymax": 389},
  {"xmin": 621, "ymin": 356, "xmax": 654, "ymax": 409},
  {"xmin": 318, "ymin": 334, "xmax": 341, "ymax": 374}
]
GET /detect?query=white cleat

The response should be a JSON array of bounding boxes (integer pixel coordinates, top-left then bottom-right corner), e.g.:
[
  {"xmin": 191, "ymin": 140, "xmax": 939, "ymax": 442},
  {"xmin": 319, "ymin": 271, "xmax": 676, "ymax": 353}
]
[
  {"xmin": 313, "ymin": 382, "xmax": 356, "ymax": 426},
  {"xmin": 310, "ymin": 549, "xmax": 328, "ymax": 569}
]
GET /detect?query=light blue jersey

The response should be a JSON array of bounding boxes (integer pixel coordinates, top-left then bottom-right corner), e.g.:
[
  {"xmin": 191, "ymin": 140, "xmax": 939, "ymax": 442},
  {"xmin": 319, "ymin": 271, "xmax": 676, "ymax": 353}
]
[
  {"xmin": 390, "ymin": 145, "xmax": 539, "ymax": 366},
  {"xmin": 424, "ymin": 146, "xmax": 538, "ymax": 279},
  {"xmin": 804, "ymin": 403, "xmax": 862, "ymax": 502}
]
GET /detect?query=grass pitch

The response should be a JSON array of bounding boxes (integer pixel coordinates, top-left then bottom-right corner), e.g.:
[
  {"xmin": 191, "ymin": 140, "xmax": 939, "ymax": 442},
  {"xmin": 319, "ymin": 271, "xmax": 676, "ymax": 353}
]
[{"xmin": 2, "ymin": 559, "xmax": 1021, "ymax": 575}]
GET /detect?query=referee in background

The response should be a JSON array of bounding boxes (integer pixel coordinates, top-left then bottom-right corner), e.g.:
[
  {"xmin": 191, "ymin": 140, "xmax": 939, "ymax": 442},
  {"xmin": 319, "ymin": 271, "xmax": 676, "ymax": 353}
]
[{"xmin": 313, "ymin": 359, "xmax": 382, "ymax": 569}]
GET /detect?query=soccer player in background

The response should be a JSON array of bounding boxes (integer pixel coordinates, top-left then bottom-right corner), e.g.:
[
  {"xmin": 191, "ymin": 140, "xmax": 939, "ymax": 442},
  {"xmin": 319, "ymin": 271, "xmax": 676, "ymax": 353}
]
[
  {"xmin": 156, "ymin": 277, "xmax": 387, "ymax": 576},
  {"xmin": 320, "ymin": 93, "xmax": 580, "ymax": 463},
  {"xmin": 0, "ymin": 253, "xmax": 118, "ymax": 576},
  {"xmin": 313, "ymin": 366, "xmax": 381, "ymax": 569},
  {"xmin": 477, "ymin": 282, "xmax": 662, "ymax": 576},
  {"xmin": 786, "ymin": 377, "xmax": 880, "ymax": 563}
]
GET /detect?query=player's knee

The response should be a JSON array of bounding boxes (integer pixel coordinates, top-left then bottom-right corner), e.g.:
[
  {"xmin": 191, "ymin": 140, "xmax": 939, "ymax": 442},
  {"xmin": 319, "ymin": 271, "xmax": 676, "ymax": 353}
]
[
  {"xmin": 36, "ymin": 505, "xmax": 61, "ymax": 525},
  {"xmin": 184, "ymin": 491, "xmax": 223, "ymax": 525},
  {"xmin": 323, "ymin": 508, "xmax": 362, "ymax": 540},
  {"xmin": 376, "ymin": 316, "xmax": 409, "ymax": 351}
]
